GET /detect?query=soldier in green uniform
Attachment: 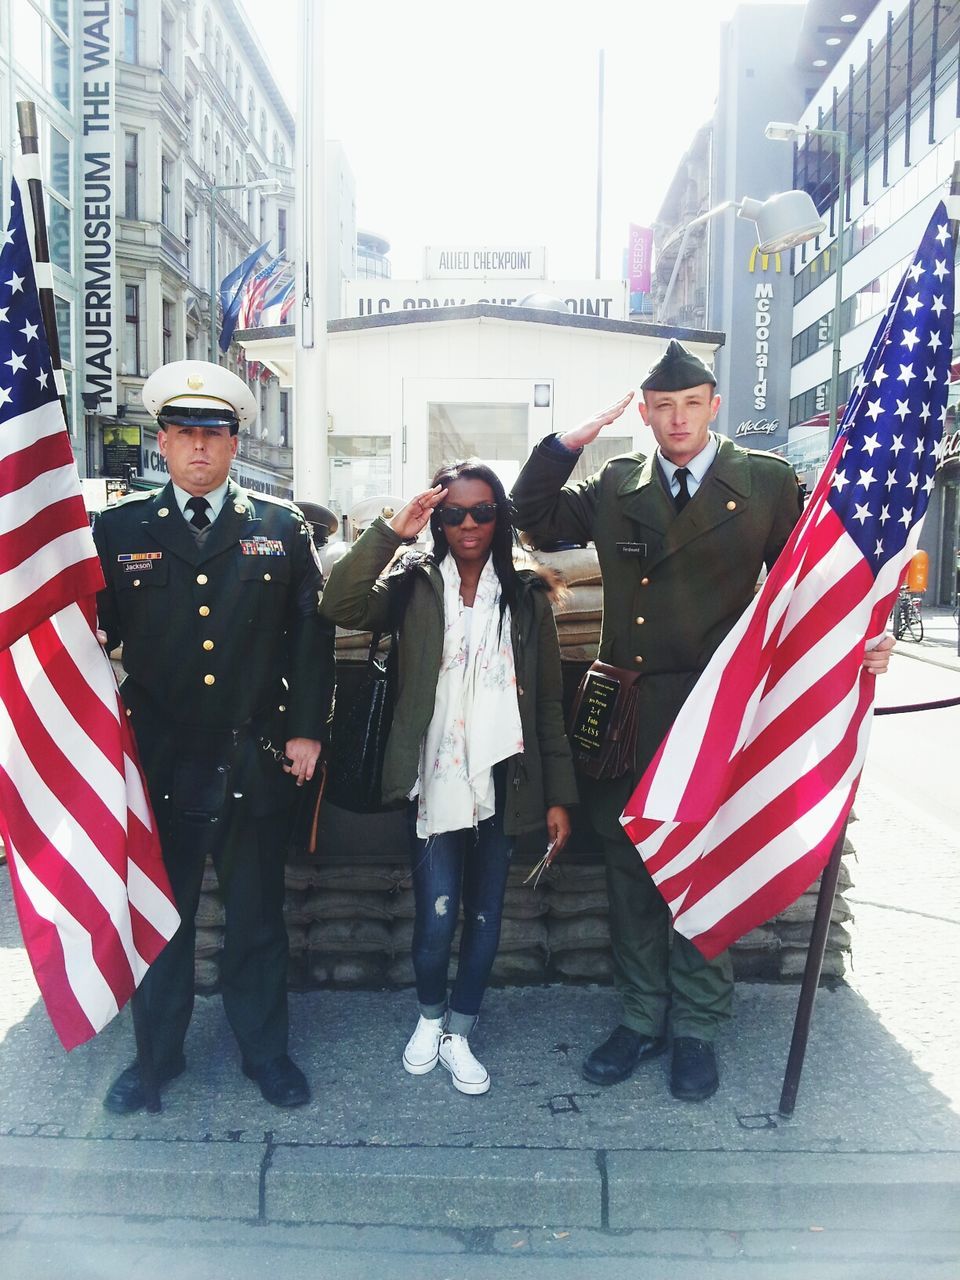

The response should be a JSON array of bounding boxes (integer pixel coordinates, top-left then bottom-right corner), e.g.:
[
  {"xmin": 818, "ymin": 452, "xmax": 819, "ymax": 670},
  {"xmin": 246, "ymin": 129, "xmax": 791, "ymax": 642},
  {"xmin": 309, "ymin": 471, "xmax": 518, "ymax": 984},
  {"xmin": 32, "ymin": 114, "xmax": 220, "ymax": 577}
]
[
  {"xmin": 93, "ymin": 360, "xmax": 334, "ymax": 1113},
  {"xmin": 513, "ymin": 341, "xmax": 891, "ymax": 1101}
]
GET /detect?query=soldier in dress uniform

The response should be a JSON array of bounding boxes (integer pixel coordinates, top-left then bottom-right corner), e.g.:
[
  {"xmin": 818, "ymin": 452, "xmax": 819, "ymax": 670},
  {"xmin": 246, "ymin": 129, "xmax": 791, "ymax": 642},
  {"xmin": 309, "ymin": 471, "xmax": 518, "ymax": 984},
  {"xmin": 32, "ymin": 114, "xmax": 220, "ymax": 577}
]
[{"xmin": 93, "ymin": 360, "xmax": 334, "ymax": 1113}]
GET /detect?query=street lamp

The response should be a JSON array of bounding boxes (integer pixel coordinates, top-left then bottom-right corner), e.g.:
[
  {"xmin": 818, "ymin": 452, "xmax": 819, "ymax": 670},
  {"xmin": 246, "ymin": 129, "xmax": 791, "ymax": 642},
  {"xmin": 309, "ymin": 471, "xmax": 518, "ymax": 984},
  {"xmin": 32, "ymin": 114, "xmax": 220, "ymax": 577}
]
[
  {"xmin": 200, "ymin": 176, "xmax": 281, "ymax": 362},
  {"xmin": 766, "ymin": 121, "xmax": 848, "ymax": 435},
  {"xmin": 659, "ymin": 188, "xmax": 825, "ymax": 322}
]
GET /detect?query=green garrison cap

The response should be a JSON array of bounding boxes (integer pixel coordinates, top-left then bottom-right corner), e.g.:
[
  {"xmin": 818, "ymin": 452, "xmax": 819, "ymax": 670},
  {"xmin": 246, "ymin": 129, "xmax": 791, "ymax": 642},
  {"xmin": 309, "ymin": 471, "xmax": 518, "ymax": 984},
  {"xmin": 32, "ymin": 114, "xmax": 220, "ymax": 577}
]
[{"xmin": 640, "ymin": 340, "xmax": 717, "ymax": 392}]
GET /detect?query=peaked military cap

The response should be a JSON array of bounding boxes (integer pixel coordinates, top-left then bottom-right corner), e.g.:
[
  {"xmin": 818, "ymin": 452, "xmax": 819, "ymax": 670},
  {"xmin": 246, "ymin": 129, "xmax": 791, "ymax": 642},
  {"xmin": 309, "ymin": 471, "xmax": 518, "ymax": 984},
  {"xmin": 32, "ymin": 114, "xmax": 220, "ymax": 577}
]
[
  {"xmin": 295, "ymin": 499, "xmax": 339, "ymax": 538},
  {"xmin": 142, "ymin": 359, "xmax": 258, "ymax": 435},
  {"xmin": 640, "ymin": 340, "xmax": 717, "ymax": 392}
]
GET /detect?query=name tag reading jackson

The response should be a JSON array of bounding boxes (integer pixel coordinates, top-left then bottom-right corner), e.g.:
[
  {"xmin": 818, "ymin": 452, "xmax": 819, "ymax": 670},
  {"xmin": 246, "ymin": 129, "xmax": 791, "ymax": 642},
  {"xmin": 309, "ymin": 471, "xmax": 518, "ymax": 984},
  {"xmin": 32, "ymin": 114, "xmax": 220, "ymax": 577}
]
[{"xmin": 570, "ymin": 669, "xmax": 620, "ymax": 755}]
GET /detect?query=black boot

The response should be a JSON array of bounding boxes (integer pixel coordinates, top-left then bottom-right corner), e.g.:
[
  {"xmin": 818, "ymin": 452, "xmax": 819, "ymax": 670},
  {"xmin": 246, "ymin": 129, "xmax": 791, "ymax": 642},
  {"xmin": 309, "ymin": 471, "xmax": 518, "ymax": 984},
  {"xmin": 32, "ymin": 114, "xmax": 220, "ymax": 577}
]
[
  {"xmin": 670, "ymin": 1037, "xmax": 719, "ymax": 1101},
  {"xmin": 103, "ymin": 1055, "xmax": 186, "ymax": 1115},
  {"xmin": 582, "ymin": 1025, "xmax": 666, "ymax": 1085}
]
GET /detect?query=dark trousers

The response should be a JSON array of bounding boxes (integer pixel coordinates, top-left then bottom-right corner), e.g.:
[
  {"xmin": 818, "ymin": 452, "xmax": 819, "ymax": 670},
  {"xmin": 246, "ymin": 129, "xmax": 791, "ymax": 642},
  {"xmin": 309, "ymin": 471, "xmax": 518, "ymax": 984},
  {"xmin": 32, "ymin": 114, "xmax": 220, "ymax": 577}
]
[
  {"xmin": 137, "ymin": 800, "xmax": 289, "ymax": 1072},
  {"xmin": 588, "ymin": 775, "xmax": 733, "ymax": 1041},
  {"xmin": 407, "ymin": 783, "xmax": 513, "ymax": 1036}
]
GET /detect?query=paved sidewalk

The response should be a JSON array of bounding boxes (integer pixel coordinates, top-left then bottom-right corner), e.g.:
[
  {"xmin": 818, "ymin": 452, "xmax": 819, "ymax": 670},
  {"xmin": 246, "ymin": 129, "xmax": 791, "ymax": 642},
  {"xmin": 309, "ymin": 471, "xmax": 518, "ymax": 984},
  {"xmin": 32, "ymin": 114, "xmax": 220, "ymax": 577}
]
[
  {"xmin": 894, "ymin": 603, "xmax": 960, "ymax": 671},
  {"xmin": 1, "ymin": 788, "xmax": 959, "ymax": 1244}
]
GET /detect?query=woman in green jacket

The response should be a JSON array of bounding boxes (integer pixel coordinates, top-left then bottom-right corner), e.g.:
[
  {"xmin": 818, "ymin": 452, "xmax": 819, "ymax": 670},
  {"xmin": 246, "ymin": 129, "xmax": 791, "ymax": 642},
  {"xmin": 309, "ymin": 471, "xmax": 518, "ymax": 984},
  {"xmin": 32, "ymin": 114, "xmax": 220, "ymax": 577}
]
[{"xmin": 320, "ymin": 462, "xmax": 578, "ymax": 1095}]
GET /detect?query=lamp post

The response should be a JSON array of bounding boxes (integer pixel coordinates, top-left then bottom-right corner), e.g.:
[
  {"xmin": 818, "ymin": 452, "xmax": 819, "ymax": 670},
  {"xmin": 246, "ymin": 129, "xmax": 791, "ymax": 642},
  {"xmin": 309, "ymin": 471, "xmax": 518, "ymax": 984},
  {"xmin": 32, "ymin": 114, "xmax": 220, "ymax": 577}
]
[
  {"xmin": 766, "ymin": 122, "xmax": 848, "ymax": 436},
  {"xmin": 200, "ymin": 176, "xmax": 280, "ymax": 362},
  {"xmin": 658, "ymin": 188, "xmax": 826, "ymax": 323}
]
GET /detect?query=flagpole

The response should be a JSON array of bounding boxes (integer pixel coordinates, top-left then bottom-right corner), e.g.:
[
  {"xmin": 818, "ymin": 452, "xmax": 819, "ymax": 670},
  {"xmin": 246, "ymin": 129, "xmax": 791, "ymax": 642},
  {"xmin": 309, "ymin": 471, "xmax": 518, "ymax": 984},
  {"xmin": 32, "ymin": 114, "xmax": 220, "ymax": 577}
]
[
  {"xmin": 293, "ymin": 0, "xmax": 328, "ymax": 501},
  {"xmin": 778, "ymin": 821, "xmax": 847, "ymax": 1117},
  {"xmin": 778, "ymin": 124, "xmax": 849, "ymax": 1119},
  {"xmin": 15, "ymin": 102, "xmax": 68, "ymax": 431}
]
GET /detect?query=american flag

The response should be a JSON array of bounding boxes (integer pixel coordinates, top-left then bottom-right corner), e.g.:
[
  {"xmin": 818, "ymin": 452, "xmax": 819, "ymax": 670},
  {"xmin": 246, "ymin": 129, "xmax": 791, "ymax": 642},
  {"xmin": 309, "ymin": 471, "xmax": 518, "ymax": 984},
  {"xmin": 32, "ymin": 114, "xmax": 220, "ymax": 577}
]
[
  {"xmin": 237, "ymin": 254, "xmax": 290, "ymax": 330},
  {"xmin": 0, "ymin": 176, "xmax": 179, "ymax": 1049},
  {"xmin": 621, "ymin": 201, "xmax": 954, "ymax": 960}
]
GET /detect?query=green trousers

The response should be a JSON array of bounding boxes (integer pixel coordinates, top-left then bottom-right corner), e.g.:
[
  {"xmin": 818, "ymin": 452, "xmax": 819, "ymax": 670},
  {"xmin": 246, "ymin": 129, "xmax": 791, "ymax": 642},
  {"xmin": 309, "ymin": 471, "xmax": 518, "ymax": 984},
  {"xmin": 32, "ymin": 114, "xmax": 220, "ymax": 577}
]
[{"xmin": 588, "ymin": 776, "xmax": 733, "ymax": 1041}]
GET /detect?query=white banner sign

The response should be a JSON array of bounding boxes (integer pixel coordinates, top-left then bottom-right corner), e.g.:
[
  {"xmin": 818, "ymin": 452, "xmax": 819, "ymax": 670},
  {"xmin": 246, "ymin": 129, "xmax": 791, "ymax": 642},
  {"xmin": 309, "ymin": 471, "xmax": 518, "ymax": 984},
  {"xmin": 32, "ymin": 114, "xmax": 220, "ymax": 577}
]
[
  {"xmin": 343, "ymin": 280, "xmax": 628, "ymax": 321},
  {"xmin": 424, "ymin": 245, "xmax": 546, "ymax": 279},
  {"xmin": 81, "ymin": 0, "xmax": 116, "ymax": 414}
]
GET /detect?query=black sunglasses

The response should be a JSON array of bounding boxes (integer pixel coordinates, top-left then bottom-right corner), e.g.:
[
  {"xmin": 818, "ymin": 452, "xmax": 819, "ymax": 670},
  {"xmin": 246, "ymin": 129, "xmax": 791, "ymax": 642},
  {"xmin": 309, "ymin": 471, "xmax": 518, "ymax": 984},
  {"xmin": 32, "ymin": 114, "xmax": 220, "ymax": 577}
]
[{"xmin": 436, "ymin": 502, "xmax": 498, "ymax": 527}]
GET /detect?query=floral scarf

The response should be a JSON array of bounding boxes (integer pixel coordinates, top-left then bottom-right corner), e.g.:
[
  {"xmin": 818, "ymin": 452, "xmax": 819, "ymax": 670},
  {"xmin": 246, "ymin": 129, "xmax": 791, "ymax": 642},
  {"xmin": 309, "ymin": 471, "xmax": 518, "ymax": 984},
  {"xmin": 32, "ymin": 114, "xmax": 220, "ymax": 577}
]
[{"xmin": 414, "ymin": 553, "xmax": 524, "ymax": 837}]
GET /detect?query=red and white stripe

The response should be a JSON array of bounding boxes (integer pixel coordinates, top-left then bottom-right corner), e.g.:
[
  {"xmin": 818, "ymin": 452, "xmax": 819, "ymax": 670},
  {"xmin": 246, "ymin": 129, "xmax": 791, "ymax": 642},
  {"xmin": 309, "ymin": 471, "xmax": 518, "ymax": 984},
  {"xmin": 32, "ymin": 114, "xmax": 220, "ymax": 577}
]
[
  {"xmin": 0, "ymin": 395, "xmax": 103, "ymax": 651},
  {"xmin": 620, "ymin": 438, "xmax": 910, "ymax": 961},
  {"xmin": 0, "ymin": 601, "xmax": 180, "ymax": 1048}
]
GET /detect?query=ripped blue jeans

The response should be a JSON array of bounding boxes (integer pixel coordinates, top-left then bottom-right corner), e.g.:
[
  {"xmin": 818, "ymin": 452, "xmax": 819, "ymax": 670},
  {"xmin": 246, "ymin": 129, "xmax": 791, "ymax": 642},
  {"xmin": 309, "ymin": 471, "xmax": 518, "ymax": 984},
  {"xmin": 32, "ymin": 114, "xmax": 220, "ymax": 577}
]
[{"xmin": 407, "ymin": 775, "xmax": 513, "ymax": 1037}]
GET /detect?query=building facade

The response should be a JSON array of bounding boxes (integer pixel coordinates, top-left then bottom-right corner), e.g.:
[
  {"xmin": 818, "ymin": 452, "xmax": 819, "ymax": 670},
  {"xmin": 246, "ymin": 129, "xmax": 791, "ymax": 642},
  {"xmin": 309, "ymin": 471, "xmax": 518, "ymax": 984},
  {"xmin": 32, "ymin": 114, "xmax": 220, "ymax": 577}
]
[
  {"xmin": 788, "ymin": 0, "xmax": 960, "ymax": 604},
  {"xmin": 3, "ymin": 0, "xmax": 296, "ymax": 494}
]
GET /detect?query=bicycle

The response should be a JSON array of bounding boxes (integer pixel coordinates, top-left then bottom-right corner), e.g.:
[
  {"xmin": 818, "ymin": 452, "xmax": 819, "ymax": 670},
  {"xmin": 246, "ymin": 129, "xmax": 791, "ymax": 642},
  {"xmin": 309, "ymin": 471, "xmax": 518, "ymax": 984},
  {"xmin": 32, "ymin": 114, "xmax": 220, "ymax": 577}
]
[{"xmin": 892, "ymin": 585, "xmax": 924, "ymax": 642}]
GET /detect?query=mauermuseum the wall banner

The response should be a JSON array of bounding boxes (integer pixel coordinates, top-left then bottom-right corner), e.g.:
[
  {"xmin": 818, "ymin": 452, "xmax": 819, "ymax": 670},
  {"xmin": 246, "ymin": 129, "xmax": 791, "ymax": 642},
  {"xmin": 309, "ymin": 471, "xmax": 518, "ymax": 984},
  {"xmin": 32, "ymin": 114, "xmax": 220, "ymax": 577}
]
[
  {"xmin": 343, "ymin": 279, "xmax": 628, "ymax": 320},
  {"xmin": 80, "ymin": 0, "xmax": 116, "ymax": 414}
]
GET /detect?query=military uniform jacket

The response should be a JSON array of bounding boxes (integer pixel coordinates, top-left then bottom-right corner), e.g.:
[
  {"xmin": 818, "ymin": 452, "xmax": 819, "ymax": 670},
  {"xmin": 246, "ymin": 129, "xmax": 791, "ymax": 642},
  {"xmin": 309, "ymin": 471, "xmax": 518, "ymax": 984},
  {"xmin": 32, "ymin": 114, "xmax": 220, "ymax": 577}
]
[
  {"xmin": 93, "ymin": 479, "xmax": 334, "ymax": 811},
  {"xmin": 512, "ymin": 435, "xmax": 802, "ymax": 779}
]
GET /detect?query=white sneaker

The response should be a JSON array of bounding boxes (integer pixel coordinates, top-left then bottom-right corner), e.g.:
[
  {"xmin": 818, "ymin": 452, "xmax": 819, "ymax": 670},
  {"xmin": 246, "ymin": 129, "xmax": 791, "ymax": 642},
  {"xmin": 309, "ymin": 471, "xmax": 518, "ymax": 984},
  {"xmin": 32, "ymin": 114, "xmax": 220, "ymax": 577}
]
[
  {"xmin": 438, "ymin": 1033, "xmax": 490, "ymax": 1095},
  {"xmin": 402, "ymin": 1015, "xmax": 444, "ymax": 1075}
]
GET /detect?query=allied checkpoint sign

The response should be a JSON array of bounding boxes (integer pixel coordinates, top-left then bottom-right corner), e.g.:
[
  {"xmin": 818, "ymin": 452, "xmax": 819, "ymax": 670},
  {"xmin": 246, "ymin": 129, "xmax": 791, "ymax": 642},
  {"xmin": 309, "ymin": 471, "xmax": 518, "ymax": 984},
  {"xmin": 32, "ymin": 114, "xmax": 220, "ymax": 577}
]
[
  {"xmin": 424, "ymin": 245, "xmax": 548, "ymax": 279},
  {"xmin": 80, "ymin": 0, "xmax": 116, "ymax": 415}
]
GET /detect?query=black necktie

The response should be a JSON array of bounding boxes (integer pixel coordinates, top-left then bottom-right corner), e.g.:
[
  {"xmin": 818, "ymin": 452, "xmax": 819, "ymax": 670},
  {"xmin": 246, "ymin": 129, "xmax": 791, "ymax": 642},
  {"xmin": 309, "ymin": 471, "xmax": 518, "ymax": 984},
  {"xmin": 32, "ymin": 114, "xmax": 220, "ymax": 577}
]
[
  {"xmin": 673, "ymin": 468, "xmax": 691, "ymax": 514},
  {"xmin": 186, "ymin": 496, "xmax": 211, "ymax": 530}
]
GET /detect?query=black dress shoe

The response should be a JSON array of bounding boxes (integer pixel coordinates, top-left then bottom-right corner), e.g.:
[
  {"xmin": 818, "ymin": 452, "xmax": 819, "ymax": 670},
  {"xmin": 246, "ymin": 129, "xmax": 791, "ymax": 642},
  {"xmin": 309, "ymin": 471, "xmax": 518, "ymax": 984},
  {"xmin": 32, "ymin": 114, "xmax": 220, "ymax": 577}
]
[
  {"xmin": 582, "ymin": 1025, "xmax": 667, "ymax": 1085},
  {"xmin": 670, "ymin": 1036, "xmax": 719, "ymax": 1101},
  {"xmin": 103, "ymin": 1055, "xmax": 186, "ymax": 1115},
  {"xmin": 242, "ymin": 1054, "xmax": 310, "ymax": 1107}
]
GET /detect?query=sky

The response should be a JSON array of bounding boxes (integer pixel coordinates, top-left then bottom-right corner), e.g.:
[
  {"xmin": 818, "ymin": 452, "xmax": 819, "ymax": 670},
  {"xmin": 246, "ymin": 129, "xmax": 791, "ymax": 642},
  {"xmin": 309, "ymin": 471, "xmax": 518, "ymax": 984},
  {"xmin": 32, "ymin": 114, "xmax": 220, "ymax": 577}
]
[{"xmin": 240, "ymin": 0, "xmax": 805, "ymax": 281}]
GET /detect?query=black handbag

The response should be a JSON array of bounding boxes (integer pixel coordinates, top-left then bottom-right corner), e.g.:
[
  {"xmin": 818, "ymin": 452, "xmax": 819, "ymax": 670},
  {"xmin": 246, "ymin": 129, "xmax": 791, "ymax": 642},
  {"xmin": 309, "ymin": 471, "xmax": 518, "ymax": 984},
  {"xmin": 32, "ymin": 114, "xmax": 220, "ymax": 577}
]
[{"xmin": 324, "ymin": 631, "xmax": 396, "ymax": 813}]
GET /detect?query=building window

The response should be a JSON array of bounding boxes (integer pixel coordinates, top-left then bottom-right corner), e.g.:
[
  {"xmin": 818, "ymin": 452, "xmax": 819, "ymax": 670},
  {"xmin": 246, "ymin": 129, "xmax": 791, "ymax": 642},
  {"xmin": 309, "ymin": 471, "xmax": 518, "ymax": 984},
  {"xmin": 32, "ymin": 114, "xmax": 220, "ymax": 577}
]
[
  {"xmin": 161, "ymin": 154, "xmax": 172, "ymax": 228},
  {"xmin": 162, "ymin": 299, "xmax": 174, "ymax": 364},
  {"xmin": 277, "ymin": 208, "xmax": 287, "ymax": 254},
  {"xmin": 47, "ymin": 193, "xmax": 71, "ymax": 271},
  {"xmin": 124, "ymin": 0, "xmax": 139, "ymax": 63},
  {"xmin": 54, "ymin": 296, "xmax": 72, "ymax": 362},
  {"xmin": 247, "ymin": 90, "xmax": 256, "ymax": 131},
  {"xmin": 279, "ymin": 391, "xmax": 290, "ymax": 447},
  {"xmin": 160, "ymin": 8, "xmax": 173, "ymax": 76},
  {"xmin": 184, "ymin": 209, "xmax": 193, "ymax": 270},
  {"xmin": 260, "ymin": 111, "xmax": 267, "ymax": 149},
  {"xmin": 124, "ymin": 132, "xmax": 139, "ymax": 219},
  {"xmin": 48, "ymin": 125, "xmax": 70, "ymax": 199},
  {"xmin": 49, "ymin": 27, "xmax": 70, "ymax": 108},
  {"xmin": 123, "ymin": 285, "xmax": 142, "ymax": 376}
]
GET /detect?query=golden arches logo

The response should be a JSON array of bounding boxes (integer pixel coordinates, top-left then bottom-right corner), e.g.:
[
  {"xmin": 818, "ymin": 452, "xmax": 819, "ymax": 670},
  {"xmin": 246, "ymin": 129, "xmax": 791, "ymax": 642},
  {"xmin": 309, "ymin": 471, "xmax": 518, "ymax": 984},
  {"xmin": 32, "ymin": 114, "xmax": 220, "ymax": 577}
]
[{"xmin": 748, "ymin": 246, "xmax": 782, "ymax": 273}]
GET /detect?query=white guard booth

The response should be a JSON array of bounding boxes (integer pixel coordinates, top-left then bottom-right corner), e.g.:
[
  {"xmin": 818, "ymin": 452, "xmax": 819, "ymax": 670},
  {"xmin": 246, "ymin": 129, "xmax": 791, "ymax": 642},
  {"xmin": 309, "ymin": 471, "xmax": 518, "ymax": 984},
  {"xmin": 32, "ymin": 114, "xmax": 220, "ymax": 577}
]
[{"xmin": 237, "ymin": 304, "xmax": 724, "ymax": 525}]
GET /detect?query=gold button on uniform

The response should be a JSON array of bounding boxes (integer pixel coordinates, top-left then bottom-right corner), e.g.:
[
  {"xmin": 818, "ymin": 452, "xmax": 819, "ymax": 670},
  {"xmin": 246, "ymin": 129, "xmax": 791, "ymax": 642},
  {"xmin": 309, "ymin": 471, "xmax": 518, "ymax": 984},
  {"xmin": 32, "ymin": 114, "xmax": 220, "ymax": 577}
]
[
  {"xmin": 204, "ymin": 674, "xmax": 215, "ymax": 686},
  {"xmin": 634, "ymin": 655, "xmax": 644, "ymax": 665},
  {"xmin": 635, "ymin": 616, "xmax": 645, "ymax": 625},
  {"xmin": 726, "ymin": 501, "xmax": 737, "ymax": 511},
  {"xmin": 234, "ymin": 502, "xmax": 245, "ymax": 514},
  {"xmin": 157, "ymin": 507, "xmax": 169, "ymax": 517},
  {"xmin": 640, "ymin": 577, "xmax": 650, "ymax": 586},
  {"xmin": 125, "ymin": 708, "xmax": 132, "ymax": 717},
  {"xmin": 198, "ymin": 605, "xmax": 210, "ymax": 617},
  {"xmin": 278, "ymin": 704, "xmax": 286, "ymax": 712},
  {"xmin": 263, "ymin": 572, "xmax": 271, "ymax": 581},
  {"xmin": 133, "ymin": 579, "xmax": 141, "ymax": 587},
  {"xmin": 196, "ymin": 573, "xmax": 208, "ymax": 585},
  {"xmin": 203, "ymin": 639, "xmax": 214, "ymax": 651}
]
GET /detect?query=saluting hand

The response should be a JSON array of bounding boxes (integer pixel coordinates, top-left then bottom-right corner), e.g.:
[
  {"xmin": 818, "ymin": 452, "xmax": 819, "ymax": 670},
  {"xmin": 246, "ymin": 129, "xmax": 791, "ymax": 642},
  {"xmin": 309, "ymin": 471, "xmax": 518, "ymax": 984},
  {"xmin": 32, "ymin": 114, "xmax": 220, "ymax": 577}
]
[
  {"xmin": 389, "ymin": 484, "xmax": 447, "ymax": 541},
  {"xmin": 559, "ymin": 391, "xmax": 635, "ymax": 452}
]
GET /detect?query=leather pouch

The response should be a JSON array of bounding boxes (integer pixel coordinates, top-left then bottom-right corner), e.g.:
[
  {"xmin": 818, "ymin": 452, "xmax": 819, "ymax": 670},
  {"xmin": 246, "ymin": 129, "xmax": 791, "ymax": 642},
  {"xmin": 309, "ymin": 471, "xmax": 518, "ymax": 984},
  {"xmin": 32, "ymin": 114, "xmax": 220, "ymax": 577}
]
[{"xmin": 567, "ymin": 660, "xmax": 643, "ymax": 780}]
